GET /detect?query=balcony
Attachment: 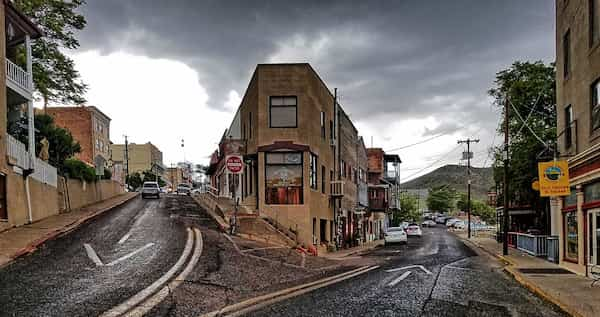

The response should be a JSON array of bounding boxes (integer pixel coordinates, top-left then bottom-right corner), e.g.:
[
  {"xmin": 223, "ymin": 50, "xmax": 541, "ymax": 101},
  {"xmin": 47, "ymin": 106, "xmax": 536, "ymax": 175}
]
[
  {"xmin": 5, "ymin": 59, "xmax": 33, "ymax": 100},
  {"xmin": 6, "ymin": 134, "xmax": 57, "ymax": 187},
  {"xmin": 330, "ymin": 180, "xmax": 345, "ymax": 197},
  {"xmin": 369, "ymin": 197, "xmax": 388, "ymax": 211}
]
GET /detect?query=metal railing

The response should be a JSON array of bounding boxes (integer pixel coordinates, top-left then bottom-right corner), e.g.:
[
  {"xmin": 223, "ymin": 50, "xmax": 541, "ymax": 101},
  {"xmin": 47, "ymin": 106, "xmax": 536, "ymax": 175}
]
[
  {"xmin": 508, "ymin": 232, "xmax": 548, "ymax": 256},
  {"xmin": 6, "ymin": 134, "xmax": 30, "ymax": 169},
  {"xmin": 330, "ymin": 180, "xmax": 344, "ymax": 197},
  {"xmin": 5, "ymin": 58, "xmax": 31, "ymax": 92},
  {"xmin": 32, "ymin": 158, "xmax": 57, "ymax": 187},
  {"xmin": 206, "ymin": 184, "xmax": 219, "ymax": 198}
]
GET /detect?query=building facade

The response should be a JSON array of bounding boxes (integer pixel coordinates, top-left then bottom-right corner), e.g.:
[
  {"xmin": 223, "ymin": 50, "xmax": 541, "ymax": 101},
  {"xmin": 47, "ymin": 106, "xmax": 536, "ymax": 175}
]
[
  {"xmin": 110, "ymin": 142, "xmax": 164, "ymax": 180},
  {"xmin": 1, "ymin": 1, "xmax": 60, "ymax": 228},
  {"xmin": 46, "ymin": 106, "xmax": 111, "ymax": 166},
  {"xmin": 555, "ymin": 0, "xmax": 600, "ymax": 275},
  {"xmin": 366, "ymin": 148, "xmax": 401, "ymax": 240},
  {"xmin": 208, "ymin": 63, "xmax": 376, "ymax": 251}
]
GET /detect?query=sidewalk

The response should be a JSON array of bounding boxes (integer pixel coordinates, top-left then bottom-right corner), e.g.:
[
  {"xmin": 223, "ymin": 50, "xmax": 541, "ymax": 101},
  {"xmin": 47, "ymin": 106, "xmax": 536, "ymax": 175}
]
[
  {"xmin": 322, "ymin": 240, "xmax": 383, "ymax": 259},
  {"xmin": 455, "ymin": 231, "xmax": 600, "ymax": 317},
  {"xmin": 0, "ymin": 192, "xmax": 138, "ymax": 268}
]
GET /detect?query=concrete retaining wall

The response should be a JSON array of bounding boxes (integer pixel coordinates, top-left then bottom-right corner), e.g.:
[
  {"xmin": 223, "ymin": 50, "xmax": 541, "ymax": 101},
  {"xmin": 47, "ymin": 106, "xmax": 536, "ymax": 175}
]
[{"xmin": 58, "ymin": 178, "xmax": 124, "ymax": 212}]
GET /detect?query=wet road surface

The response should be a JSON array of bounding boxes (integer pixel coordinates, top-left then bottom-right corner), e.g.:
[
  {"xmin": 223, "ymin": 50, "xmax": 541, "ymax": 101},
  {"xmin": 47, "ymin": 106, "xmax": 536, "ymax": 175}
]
[
  {"xmin": 248, "ymin": 227, "xmax": 567, "ymax": 317},
  {"xmin": 0, "ymin": 195, "xmax": 196, "ymax": 317}
]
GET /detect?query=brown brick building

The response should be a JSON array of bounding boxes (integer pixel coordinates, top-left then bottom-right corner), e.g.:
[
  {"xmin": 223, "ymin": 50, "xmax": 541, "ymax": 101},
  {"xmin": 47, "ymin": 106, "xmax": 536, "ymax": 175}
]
[{"xmin": 46, "ymin": 106, "xmax": 111, "ymax": 166}]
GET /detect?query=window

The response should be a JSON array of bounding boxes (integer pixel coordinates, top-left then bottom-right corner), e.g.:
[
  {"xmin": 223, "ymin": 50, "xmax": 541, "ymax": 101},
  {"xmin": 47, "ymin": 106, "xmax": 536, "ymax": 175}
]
[
  {"xmin": 592, "ymin": 80, "xmax": 600, "ymax": 131},
  {"xmin": 249, "ymin": 112, "xmax": 252, "ymax": 139},
  {"xmin": 563, "ymin": 30, "xmax": 570, "ymax": 78},
  {"xmin": 564, "ymin": 211, "xmax": 578, "ymax": 261},
  {"xmin": 242, "ymin": 122, "xmax": 246, "ymax": 140},
  {"xmin": 329, "ymin": 120, "xmax": 334, "ymax": 140},
  {"xmin": 565, "ymin": 105, "xmax": 573, "ymax": 148},
  {"xmin": 592, "ymin": 0, "xmax": 600, "ymax": 46},
  {"xmin": 265, "ymin": 152, "xmax": 303, "ymax": 204},
  {"xmin": 320, "ymin": 112, "xmax": 326, "ymax": 139},
  {"xmin": 321, "ymin": 165, "xmax": 326, "ymax": 194},
  {"xmin": 309, "ymin": 153, "xmax": 318, "ymax": 190},
  {"xmin": 269, "ymin": 96, "xmax": 297, "ymax": 128}
]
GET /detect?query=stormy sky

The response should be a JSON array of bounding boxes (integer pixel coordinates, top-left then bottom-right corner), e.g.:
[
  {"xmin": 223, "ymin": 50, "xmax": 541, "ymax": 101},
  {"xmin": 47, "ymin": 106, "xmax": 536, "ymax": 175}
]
[{"xmin": 66, "ymin": 0, "xmax": 555, "ymax": 180}]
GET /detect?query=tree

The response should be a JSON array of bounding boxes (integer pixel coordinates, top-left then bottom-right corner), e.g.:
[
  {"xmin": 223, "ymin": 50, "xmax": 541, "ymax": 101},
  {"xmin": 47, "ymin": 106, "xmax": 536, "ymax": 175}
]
[
  {"xmin": 63, "ymin": 158, "xmax": 95, "ymax": 182},
  {"xmin": 142, "ymin": 170, "xmax": 166, "ymax": 187},
  {"xmin": 426, "ymin": 185, "xmax": 456, "ymax": 214},
  {"xmin": 393, "ymin": 194, "xmax": 421, "ymax": 225},
  {"xmin": 13, "ymin": 0, "xmax": 88, "ymax": 108},
  {"xmin": 489, "ymin": 61, "xmax": 555, "ymax": 217},
  {"xmin": 471, "ymin": 200, "xmax": 496, "ymax": 224},
  {"xmin": 126, "ymin": 172, "xmax": 143, "ymax": 190},
  {"xmin": 9, "ymin": 114, "xmax": 81, "ymax": 173}
]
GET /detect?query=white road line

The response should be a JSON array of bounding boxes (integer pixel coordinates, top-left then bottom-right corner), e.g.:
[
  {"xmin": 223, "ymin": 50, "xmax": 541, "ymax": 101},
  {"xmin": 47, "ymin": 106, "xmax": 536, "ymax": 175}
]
[
  {"xmin": 387, "ymin": 271, "xmax": 412, "ymax": 287},
  {"xmin": 117, "ymin": 233, "xmax": 131, "ymax": 245},
  {"xmin": 100, "ymin": 228, "xmax": 194, "ymax": 317},
  {"xmin": 385, "ymin": 265, "xmax": 432, "ymax": 275},
  {"xmin": 84, "ymin": 243, "xmax": 104, "ymax": 266},
  {"xmin": 106, "ymin": 243, "xmax": 155, "ymax": 266}
]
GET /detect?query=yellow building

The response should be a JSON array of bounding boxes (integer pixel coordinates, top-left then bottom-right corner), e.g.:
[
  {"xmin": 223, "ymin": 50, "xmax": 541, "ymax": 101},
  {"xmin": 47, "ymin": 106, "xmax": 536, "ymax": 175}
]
[{"xmin": 110, "ymin": 142, "xmax": 164, "ymax": 179}]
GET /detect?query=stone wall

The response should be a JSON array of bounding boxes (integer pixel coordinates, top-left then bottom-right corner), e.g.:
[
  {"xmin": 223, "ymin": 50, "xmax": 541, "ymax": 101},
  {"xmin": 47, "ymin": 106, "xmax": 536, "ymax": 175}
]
[{"xmin": 58, "ymin": 178, "xmax": 124, "ymax": 212}]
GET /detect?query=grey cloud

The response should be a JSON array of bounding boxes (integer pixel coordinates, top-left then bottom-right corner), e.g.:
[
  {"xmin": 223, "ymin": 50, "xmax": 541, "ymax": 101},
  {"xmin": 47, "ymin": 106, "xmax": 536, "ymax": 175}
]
[{"xmin": 78, "ymin": 0, "xmax": 554, "ymax": 144}]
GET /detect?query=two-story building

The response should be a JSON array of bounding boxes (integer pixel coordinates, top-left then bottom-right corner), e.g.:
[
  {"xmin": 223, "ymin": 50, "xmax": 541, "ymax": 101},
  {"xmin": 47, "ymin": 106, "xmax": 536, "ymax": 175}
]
[
  {"xmin": 555, "ymin": 0, "xmax": 600, "ymax": 276},
  {"xmin": 1, "ymin": 0, "xmax": 59, "ymax": 228},
  {"xmin": 366, "ymin": 148, "xmax": 401, "ymax": 240}
]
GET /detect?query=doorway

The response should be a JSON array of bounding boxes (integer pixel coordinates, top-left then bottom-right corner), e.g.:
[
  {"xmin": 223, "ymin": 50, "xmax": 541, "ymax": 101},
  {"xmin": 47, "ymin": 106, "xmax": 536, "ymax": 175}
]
[
  {"xmin": 589, "ymin": 210, "xmax": 600, "ymax": 266},
  {"xmin": 320, "ymin": 219, "xmax": 327, "ymax": 244},
  {"xmin": 0, "ymin": 175, "xmax": 6, "ymax": 220}
]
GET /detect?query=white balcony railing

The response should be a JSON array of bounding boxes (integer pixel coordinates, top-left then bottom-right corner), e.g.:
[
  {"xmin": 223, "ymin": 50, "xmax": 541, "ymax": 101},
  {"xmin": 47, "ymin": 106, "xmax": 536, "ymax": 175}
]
[
  {"xmin": 6, "ymin": 58, "xmax": 31, "ymax": 93},
  {"xmin": 6, "ymin": 133, "xmax": 30, "ymax": 169},
  {"xmin": 32, "ymin": 158, "xmax": 57, "ymax": 187},
  {"xmin": 330, "ymin": 180, "xmax": 345, "ymax": 197}
]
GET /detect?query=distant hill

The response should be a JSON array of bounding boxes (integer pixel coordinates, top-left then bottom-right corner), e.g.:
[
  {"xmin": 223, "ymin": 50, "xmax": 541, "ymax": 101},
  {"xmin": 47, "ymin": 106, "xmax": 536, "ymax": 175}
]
[{"xmin": 401, "ymin": 165, "xmax": 494, "ymax": 200}]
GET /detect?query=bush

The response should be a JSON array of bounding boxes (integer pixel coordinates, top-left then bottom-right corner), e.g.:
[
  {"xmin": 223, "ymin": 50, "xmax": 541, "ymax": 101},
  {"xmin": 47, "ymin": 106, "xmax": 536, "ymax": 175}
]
[{"xmin": 64, "ymin": 158, "xmax": 96, "ymax": 182}]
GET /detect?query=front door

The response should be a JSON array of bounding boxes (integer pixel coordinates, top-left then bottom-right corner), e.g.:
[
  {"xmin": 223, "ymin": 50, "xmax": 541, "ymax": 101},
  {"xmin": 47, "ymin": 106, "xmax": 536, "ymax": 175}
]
[{"xmin": 589, "ymin": 210, "xmax": 600, "ymax": 265}]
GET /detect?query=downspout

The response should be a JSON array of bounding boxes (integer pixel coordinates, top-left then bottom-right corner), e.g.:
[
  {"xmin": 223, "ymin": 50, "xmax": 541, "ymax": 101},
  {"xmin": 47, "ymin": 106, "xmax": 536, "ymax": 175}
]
[{"xmin": 24, "ymin": 34, "xmax": 35, "ymax": 223}]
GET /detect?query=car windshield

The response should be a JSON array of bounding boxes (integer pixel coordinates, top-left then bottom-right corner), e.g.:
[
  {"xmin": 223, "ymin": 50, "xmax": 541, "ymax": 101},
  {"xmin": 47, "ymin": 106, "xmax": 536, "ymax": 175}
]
[
  {"xmin": 387, "ymin": 227, "xmax": 403, "ymax": 232},
  {"xmin": 143, "ymin": 183, "xmax": 158, "ymax": 188}
]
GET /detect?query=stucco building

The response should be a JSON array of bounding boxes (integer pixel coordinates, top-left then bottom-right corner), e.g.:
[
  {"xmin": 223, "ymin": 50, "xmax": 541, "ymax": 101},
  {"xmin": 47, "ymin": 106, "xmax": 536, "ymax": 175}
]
[
  {"xmin": 46, "ymin": 106, "xmax": 111, "ymax": 166},
  {"xmin": 110, "ymin": 142, "xmax": 164, "ymax": 180},
  {"xmin": 207, "ymin": 63, "xmax": 376, "ymax": 251},
  {"xmin": 554, "ymin": 0, "xmax": 600, "ymax": 275}
]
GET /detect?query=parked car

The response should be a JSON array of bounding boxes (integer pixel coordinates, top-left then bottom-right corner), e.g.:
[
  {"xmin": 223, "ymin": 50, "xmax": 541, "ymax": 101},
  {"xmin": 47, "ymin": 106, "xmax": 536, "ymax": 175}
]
[
  {"xmin": 435, "ymin": 216, "xmax": 448, "ymax": 224},
  {"xmin": 406, "ymin": 223, "xmax": 422, "ymax": 237},
  {"xmin": 176, "ymin": 184, "xmax": 191, "ymax": 195},
  {"xmin": 453, "ymin": 220, "xmax": 466, "ymax": 230},
  {"xmin": 422, "ymin": 220, "xmax": 436, "ymax": 227},
  {"xmin": 141, "ymin": 181, "xmax": 160, "ymax": 199},
  {"xmin": 446, "ymin": 218, "xmax": 460, "ymax": 227},
  {"xmin": 384, "ymin": 227, "xmax": 407, "ymax": 245}
]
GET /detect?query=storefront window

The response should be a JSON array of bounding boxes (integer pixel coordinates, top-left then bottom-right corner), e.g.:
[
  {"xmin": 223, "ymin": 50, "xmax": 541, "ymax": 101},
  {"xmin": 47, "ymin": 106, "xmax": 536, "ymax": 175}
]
[
  {"xmin": 585, "ymin": 182, "xmax": 600, "ymax": 203},
  {"xmin": 564, "ymin": 188, "xmax": 577, "ymax": 206},
  {"xmin": 564, "ymin": 211, "xmax": 578, "ymax": 261},
  {"xmin": 265, "ymin": 152, "xmax": 303, "ymax": 204}
]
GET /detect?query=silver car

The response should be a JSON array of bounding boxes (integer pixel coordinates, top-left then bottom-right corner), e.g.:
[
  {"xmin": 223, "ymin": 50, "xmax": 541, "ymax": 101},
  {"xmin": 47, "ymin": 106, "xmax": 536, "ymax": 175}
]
[{"xmin": 141, "ymin": 181, "xmax": 160, "ymax": 199}]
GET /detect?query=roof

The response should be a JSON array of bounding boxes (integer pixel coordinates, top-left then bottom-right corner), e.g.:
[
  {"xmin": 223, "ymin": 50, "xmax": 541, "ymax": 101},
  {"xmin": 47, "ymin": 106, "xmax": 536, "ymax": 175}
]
[
  {"xmin": 46, "ymin": 105, "xmax": 112, "ymax": 122},
  {"xmin": 384, "ymin": 153, "xmax": 402, "ymax": 163}
]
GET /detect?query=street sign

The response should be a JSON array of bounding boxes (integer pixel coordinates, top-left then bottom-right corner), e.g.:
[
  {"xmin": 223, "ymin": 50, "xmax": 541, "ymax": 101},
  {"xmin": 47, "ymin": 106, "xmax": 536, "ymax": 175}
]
[
  {"xmin": 226, "ymin": 155, "xmax": 244, "ymax": 174},
  {"xmin": 538, "ymin": 160, "xmax": 570, "ymax": 197}
]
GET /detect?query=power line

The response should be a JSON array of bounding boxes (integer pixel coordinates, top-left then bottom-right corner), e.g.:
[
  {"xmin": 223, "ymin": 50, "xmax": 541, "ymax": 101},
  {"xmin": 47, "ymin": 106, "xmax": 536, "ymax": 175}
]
[
  {"xmin": 386, "ymin": 133, "xmax": 446, "ymax": 152},
  {"xmin": 402, "ymin": 144, "xmax": 463, "ymax": 181},
  {"xmin": 509, "ymin": 99, "xmax": 549, "ymax": 148}
]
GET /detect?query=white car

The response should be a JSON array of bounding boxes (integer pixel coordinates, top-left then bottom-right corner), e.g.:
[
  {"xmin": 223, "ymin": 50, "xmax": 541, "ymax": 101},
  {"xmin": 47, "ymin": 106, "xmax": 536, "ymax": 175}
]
[
  {"xmin": 141, "ymin": 181, "xmax": 160, "ymax": 199},
  {"xmin": 446, "ymin": 218, "xmax": 460, "ymax": 227},
  {"xmin": 453, "ymin": 221, "xmax": 466, "ymax": 230},
  {"xmin": 405, "ymin": 223, "xmax": 423, "ymax": 237},
  {"xmin": 384, "ymin": 227, "xmax": 407, "ymax": 245},
  {"xmin": 422, "ymin": 220, "xmax": 436, "ymax": 227}
]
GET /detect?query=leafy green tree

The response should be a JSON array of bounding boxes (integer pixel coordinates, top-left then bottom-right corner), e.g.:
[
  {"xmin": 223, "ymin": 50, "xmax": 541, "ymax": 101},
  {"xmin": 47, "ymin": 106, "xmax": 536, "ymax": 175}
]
[
  {"xmin": 489, "ymin": 61, "xmax": 555, "ymax": 216},
  {"xmin": 427, "ymin": 185, "xmax": 456, "ymax": 214},
  {"xmin": 13, "ymin": 0, "xmax": 88, "ymax": 108},
  {"xmin": 63, "ymin": 158, "xmax": 95, "ymax": 182},
  {"xmin": 142, "ymin": 170, "xmax": 166, "ymax": 187},
  {"xmin": 471, "ymin": 200, "xmax": 496, "ymax": 224},
  {"xmin": 393, "ymin": 194, "xmax": 421, "ymax": 225},
  {"xmin": 126, "ymin": 172, "xmax": 143, "ymax": 190}
]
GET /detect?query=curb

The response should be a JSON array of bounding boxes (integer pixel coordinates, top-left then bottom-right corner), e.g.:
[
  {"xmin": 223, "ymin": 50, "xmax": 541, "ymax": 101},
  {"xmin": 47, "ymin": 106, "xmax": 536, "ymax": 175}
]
[
  {"xmin": 2, "ymin": 193, "xmax": 138, "ymax": 269},
  {"xmin": 199, "ymin": 265, "xmax": 379, "ymax": 317},
  {"xmin": 454, "ymin": 233, "xmax": 580, "ymax": 317}
]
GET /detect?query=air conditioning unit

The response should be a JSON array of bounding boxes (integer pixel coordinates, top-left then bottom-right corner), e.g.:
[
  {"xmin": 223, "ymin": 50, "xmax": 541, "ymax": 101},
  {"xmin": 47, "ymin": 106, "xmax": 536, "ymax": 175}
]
[{"xmin": 330, "ymin": 138, "xmax": 336, "ymax": 146}]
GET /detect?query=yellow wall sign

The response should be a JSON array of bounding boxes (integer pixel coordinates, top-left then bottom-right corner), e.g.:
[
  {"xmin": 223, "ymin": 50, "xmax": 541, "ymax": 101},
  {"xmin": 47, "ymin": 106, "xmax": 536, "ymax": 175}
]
[{"xmin": 538, "ymin": 160, "xmax": 570, "ymax": 197}]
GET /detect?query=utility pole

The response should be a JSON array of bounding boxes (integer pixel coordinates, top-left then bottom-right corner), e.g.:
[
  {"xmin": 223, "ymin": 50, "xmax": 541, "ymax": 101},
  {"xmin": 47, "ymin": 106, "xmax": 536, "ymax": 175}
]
[
  {"xmin": 503, "ymin": 96, "xmax": 510, "ymax": 256},
  {"xmin": 458, "ymin": 138, "xmax": 479, "ymax": 239},
  {"xmin": 124, "ymin": 135, "xmax": 129, "ymax": 189}
]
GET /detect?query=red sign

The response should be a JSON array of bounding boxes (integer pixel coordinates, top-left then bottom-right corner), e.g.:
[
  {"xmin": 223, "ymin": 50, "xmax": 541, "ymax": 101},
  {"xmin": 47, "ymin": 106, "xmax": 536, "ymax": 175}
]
[{"xmin": 226, "ymin": 155, "xmax": 243, "ymax": 174}]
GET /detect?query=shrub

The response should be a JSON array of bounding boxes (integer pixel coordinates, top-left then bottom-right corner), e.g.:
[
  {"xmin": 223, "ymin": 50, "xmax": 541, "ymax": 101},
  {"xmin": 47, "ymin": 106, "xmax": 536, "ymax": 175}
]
[{"xmin": 63, "ymin": 158, "xmax": 96, "ymax": 182}]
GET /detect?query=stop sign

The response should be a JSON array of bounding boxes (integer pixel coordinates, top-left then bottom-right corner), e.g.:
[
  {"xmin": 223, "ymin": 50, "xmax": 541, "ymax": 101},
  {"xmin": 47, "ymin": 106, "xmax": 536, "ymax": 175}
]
[{"xmin": 226, "ymin": 155, "xmax": 243, "ymax": 174}]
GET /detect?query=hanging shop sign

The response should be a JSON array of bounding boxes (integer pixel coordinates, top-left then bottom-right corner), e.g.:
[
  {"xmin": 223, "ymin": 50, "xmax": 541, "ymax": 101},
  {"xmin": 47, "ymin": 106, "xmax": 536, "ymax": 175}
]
[{"xmin": 537, "ymin": 160, "xmax": 570, "ymax": 197}]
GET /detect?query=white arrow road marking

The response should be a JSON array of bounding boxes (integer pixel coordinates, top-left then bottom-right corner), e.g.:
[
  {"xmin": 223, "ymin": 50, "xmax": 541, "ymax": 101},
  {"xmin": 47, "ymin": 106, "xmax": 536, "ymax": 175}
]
[
  {"xmin": 84, "ymin": 243, "xmax": 104, "ymax": 266},
  {"xmin": 84, "ymin": 243, "xmax": 155, "ymax": 267},
  {"xmin": 106, "ymin": 243, "xmax": 154, "ymax": 266},
  {"xmin": 385, "ymin": 265, "xmax": 432, "ymax": 275},
  {"xmin": 388, "ymin": 271, "xmax": 412, "ymax": 287},
  {"xmin": 117, "ymin": 233, "xmax": 131, "ymax": 244}
]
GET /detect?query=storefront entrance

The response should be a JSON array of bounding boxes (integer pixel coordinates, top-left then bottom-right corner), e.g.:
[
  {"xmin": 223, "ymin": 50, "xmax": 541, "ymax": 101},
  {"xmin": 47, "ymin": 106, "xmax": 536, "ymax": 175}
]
[{"xmin": 589, "ymin": 210, "xmax": 600, "ymax": 266}]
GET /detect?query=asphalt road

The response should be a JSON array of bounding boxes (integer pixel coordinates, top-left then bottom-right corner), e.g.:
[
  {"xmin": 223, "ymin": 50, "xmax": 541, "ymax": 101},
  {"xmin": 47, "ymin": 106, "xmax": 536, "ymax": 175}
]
[
  {"xmin": 0, "ymin": 194, "xmax": 196, "ymax": 317},
  {"xmin": 248, "ymin": 227, "xmax": 567, "ymax": 317}
]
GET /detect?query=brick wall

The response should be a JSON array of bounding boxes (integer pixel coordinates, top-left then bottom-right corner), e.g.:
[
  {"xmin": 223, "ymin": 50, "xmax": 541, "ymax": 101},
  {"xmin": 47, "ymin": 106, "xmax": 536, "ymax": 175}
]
[{"xmin": 46, "ymin": 107, "xmax": 93, "ymax": 164}]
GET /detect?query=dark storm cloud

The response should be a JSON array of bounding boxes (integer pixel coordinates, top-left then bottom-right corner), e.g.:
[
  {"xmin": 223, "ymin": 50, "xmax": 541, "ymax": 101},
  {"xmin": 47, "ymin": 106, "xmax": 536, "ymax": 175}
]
[{"xmin": 78, "ymin": 0, "xmax": 554, "ymax": 140}]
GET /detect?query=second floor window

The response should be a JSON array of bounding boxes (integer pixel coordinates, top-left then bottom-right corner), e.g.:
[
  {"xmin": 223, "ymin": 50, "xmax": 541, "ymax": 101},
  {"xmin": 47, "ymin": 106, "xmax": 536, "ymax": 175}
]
[
  {"xmin": 592, "ymin": 0, "xmax": 600, "ymax": 46},
  {"xmin": 592, "ymin": 80, "xmax": 600, "ymax": 131},
  {"xmin": 269, "ymin": 96, "xmax": 297, "ymax": 128},
  {"xmin": 321, "ymin": 165, "xmax": 325, "ymax": 194},
  {"xmin": 565, "ymin": 105, "xmax": 573, "ymax": 148},
  {"xmin": 309, "ymin": 153, "xmax": 318, "ymax": 190},
  {"xmin": 563, "ymin": 30, "xmax": 570, "ymax": 78},
  {"xmin": 320, "ymin": 112, "xmax": 325, "ymax": 139}
]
